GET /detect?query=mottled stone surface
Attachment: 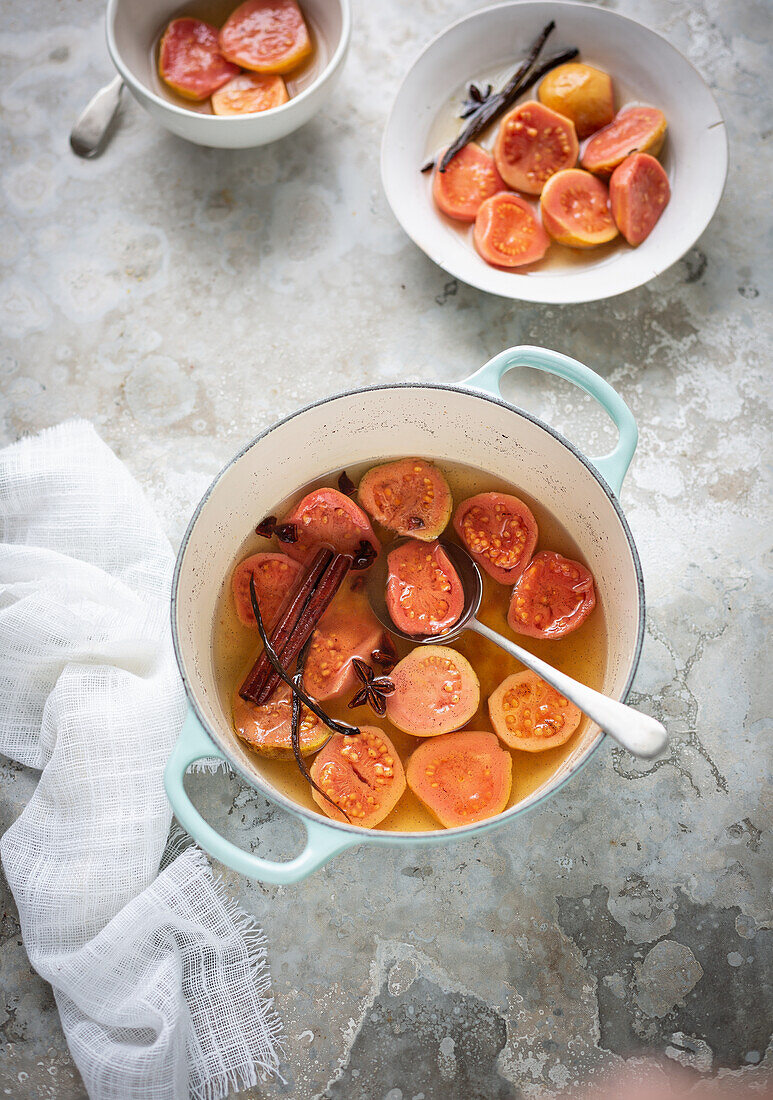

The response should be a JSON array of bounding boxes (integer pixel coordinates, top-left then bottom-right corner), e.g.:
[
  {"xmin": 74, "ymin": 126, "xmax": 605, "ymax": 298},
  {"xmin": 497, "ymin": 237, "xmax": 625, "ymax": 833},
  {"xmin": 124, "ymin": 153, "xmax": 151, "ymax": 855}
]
[{"xmin": 0, "ymin": 0, "xmax": 771, "ymax": 1097}]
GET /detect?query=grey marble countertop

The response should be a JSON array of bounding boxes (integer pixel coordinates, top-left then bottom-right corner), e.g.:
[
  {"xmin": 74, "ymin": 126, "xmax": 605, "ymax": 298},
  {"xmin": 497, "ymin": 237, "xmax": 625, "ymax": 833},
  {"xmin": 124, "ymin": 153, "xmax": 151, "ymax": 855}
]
[{"xmin": 0, "ymin": 0, "xmax": 770, "ymax": 1097}]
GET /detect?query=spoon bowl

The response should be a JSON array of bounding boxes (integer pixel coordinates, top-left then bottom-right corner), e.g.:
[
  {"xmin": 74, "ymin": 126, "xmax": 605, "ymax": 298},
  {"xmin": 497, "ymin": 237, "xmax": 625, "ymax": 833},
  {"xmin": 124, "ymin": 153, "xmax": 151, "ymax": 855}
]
[
  {"xmin": 366, "ymin": 536, "xmax": 483, "ymax": 644},
  {"xmin": 367, "ymin": 536, "xmax": 668, "ymax": 760},
  {"xmin": 70, "ymin": 75, "xmax": 124, "ymax": 158}
]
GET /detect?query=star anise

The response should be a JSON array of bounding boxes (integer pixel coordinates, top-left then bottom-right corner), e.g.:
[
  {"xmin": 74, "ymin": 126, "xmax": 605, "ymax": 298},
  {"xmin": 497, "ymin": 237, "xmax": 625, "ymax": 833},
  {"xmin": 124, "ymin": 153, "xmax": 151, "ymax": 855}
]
[
  {"xmin": 337, "ymin": 470, "xmax": 357, "ymax": 497},
  {"xmin": 350, "ymin": 539, "xmax": 378, "ymax": 570},
  {"xmin": 348, "ymin": 658, "xmax": 396, "ymax": 717},
  {"xmin": 459, "ymin": 81, "xmax": 493, "ymax": 119},
  {"xmin": 371, "ymin": 634, "xmax": 398, "ymax": 674},
  {"xmin": 254, "ymin": 514, "xmax": 298, "ymax": 543}
]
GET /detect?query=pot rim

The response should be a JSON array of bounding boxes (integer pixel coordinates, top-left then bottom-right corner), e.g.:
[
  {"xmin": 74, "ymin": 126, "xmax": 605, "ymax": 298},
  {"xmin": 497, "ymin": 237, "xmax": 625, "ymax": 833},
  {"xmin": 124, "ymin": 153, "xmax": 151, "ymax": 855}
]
[{"xmin": 171, "ymin": 381, "xmax": 646, "ymax": 841}]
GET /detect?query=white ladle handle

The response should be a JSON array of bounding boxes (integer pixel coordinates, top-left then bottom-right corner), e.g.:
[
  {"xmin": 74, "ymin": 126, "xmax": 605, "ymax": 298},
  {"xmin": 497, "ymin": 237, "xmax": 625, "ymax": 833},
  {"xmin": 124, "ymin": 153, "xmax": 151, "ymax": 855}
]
[{"xmin": 468, "ymin": 618, "xmax": 667, "ymax": 760}]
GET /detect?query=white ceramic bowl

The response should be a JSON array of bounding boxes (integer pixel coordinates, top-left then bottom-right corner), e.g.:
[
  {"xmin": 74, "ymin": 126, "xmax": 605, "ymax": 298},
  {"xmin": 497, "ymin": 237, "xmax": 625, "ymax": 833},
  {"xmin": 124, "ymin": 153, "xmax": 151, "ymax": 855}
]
[
  {"xmin": 106, "ymin": 0, "xmax": 350, "ymax": 148},
  {"xmin": 381, "ymin": 0, "xmax": 727, "ymax": 303}
]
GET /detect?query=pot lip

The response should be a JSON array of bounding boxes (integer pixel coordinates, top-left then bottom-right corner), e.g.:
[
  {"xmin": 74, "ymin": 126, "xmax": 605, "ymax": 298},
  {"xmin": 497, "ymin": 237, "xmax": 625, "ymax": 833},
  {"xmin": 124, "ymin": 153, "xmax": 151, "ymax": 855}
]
[{"xmin": 171, "ymin": 380, "xmax": 646, "ymax": 842}]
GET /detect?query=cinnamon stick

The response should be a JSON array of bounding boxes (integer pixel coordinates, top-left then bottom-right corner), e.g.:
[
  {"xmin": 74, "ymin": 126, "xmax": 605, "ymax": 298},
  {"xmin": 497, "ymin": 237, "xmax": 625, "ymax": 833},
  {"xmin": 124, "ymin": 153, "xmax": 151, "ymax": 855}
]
[
  {"xmin": 239, "ymin": 547, "xmax": 332, "ymax": 702},
  {"xmin": 248, "ymin": 574, "xmax": 360, "ymax": 738},
  {"xmin": 253, "ymin": 552, "xmax": 351, "ymax": 705}
]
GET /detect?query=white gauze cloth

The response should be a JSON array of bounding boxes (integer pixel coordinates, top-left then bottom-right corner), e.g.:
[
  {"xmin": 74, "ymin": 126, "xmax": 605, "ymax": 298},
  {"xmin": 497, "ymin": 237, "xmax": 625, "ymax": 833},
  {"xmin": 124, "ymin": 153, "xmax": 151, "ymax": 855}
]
[{"xmin": 0, "ymin": 420, "xmax": 283, "ymax": 1100}]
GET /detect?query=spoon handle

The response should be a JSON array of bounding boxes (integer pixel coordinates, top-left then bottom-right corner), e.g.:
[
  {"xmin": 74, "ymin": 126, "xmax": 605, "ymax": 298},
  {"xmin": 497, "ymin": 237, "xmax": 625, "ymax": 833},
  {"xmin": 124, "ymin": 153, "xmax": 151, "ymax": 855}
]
[
  {"xmin": 70, "ymin": 75, "xmax": 124, "ymax": 158},
  {"xmin": 467, "ymin": 617, "xmax": 667, "ymax": 760}
]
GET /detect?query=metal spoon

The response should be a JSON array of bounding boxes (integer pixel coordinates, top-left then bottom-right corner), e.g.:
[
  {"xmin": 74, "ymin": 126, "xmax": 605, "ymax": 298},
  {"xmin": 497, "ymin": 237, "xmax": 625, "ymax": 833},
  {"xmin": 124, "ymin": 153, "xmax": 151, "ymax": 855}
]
[
  {"xmin": 70, "ymin": 75, "xmax": 124, "ymax": 158},
  {"xmin": 367, "ymin": 538, "xmax": 668, "ymax": 760}
]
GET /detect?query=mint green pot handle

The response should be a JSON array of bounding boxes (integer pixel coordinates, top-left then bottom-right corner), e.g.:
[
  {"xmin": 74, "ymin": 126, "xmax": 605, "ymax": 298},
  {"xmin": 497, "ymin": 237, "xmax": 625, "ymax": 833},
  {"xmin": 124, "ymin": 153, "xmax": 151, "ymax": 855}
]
[
  {"xmin": 463, "ymin": 345, "xmax": 638, "ymax": 495},
  {"xmin": 164, "ymin": 708, "xmax": 359, "ymax": 884}
]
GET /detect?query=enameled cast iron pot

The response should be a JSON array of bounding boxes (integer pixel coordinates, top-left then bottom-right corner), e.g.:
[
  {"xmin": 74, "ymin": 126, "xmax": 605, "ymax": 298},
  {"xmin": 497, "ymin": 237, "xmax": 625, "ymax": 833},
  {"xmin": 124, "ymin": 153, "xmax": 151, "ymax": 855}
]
[{"xmin": 165, "ymin": 346, "xmax": 644, "ymax": 883}]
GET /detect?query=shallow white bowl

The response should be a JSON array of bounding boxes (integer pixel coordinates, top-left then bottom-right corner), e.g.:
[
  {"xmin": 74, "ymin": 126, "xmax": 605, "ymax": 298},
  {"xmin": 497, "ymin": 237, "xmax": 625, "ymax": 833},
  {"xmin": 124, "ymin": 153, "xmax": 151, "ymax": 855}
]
[
  {"xmin": 106, "ymin": 0, "xmax": 350, "ymax": 149},
  {"xmin": 381, "ymin": 0, "xmax": 727, "ymax": 303}
]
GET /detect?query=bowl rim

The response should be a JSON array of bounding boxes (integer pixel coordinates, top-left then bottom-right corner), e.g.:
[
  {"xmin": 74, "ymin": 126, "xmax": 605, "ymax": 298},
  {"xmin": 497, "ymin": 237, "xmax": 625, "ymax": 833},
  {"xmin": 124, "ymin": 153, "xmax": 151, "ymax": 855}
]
[
  {"xmin": 380, "ymin": 0, "xmax": 729, "ymax": 304},
  {"xmin": 171, "ymin": 381, "xmax": 647, "ymax": 843},
  {"xmin": 105, "ymin": 0, "xmax": 351, "ymax": 123}
]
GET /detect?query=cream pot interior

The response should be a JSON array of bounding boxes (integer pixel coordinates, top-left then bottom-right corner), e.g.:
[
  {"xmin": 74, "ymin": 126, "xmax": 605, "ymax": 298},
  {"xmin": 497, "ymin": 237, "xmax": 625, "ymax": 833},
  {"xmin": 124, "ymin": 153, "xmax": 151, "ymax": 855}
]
[{"xmin": 173, "ymin": 382, "xmax": 643, "ymax": 839}]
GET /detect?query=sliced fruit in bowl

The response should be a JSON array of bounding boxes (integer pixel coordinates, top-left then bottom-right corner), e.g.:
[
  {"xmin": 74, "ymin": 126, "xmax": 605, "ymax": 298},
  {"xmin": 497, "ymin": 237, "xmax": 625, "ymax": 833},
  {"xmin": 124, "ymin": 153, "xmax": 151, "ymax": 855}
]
[
  {"xmin": 540, "ymin": 169, "xmax": 618, "ymax": 248},
  {"xmin": 385, "ymin": 539, "xmax": 465, "ymax": 637},
  {"xmin": 488, "ymin": 671, "xmax": 582, "ymax": 751},
  {"xmin": 386, "ymin": 645, "xmax": 480, "ymax": 737},
  {"xmin": 581, "ymin": 106, "xmax": 667, "ymax": 176},
  {"xmin": 453, "ymin": 492, "xmax": 538, "ymax": 585},
  {"xmin": 211, "ymin": 72, "xmax": 289, "ymax": 115},
  {"xmin": 358, "ymin": 458, "xmax": 453, "ymax": 541},
  {"xmin": 158, "ymin": 18, "xmax": 240, "ymax": 100},
  {"xmin": 406, "ymin": 731, "xmax": 512, "ymax": 828},
  {"xmin": 432, "ymin": 143, "xmax": 508, "ymax": 222},
  {"xmin": 473, "ymin": 192, "xmax": 550, "ymax": 267},
  {"xmin": 494, "ymin": 100, "xmax": 579, "ymax": 194},
  {"xmin": 282, "ymin": 488, "xmax": 380, "ymax": 566},
  {"xmin": 219, "ymin": 0, "xmax": 313, "ymax": 74},
  {"xmin": 538, "ymin": 61, "xmax": 614, "ymax": 139},
  {"xmin": 610, "ymin": 152, "xmax": 671, "ymax": 245},
  {"xmin": 508, "ymin": 551, "xmax": 596, "ymax": 639},
  {"xmin": 310, "ymin": 728, "xmax": 405, "ymax": 826}
]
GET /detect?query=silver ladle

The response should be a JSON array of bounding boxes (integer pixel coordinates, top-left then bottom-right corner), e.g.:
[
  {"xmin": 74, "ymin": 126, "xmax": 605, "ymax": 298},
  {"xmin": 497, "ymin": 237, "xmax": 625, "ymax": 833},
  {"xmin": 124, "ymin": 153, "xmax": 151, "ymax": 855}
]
[{"xmin": 367, "ymin": 537, "xmax": 667, "ymax": 760}]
